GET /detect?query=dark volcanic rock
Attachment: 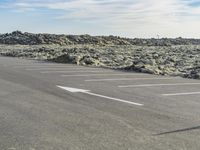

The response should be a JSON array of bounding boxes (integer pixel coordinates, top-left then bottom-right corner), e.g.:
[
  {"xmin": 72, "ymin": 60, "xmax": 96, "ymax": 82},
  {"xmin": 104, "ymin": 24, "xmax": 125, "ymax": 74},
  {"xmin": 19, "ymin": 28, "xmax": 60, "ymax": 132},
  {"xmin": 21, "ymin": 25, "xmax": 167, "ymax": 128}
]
[
  {"xmin": 1, "ymin": 31, "xmax": 200, "ymax": 46},
  {"xmin": 0, "ymin": 31, "xmax": 200, "ymax": 80}
]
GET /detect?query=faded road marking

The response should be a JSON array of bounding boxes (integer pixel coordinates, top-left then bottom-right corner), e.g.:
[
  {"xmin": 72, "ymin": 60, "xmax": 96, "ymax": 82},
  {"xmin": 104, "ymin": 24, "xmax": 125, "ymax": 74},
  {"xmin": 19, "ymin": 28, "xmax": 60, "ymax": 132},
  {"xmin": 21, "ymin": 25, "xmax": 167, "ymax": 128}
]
[
  {"xmin": 61, "ymin": 73, "xmax": 146, "ymax": 77},
  {"xmin": 162, "ymin": 92, "xmax": 200, "ymax": 96},
  {"xmin": 85, "ymin": 77, "xmax": 176, "ymax": 82},
  {"xmin": 41, "ymin": 70, "xmax": 113, "ymax": 73},
  {"xmin": 118, "ymin": 83, "xmax": 200, "ymax": 88},
  {"xmin": 26, "ymin": 68, "xmax": 98, "ymax": 71}
]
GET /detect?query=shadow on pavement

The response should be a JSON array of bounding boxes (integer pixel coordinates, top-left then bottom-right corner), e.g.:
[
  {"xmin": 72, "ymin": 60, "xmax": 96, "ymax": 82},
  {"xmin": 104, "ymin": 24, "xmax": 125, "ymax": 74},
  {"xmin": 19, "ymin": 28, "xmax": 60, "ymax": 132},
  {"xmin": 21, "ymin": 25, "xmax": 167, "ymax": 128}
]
[{"xmin": 154, "ymin": 125, "xmax": 200, "ymax": 136}]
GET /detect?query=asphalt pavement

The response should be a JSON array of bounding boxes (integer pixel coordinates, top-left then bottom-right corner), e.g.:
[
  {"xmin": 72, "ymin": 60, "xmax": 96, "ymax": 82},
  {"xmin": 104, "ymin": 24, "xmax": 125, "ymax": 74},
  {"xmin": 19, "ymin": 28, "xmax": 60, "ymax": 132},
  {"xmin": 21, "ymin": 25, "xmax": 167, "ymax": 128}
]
[{"xmin": 0, "ymin": 56, "xmax": 200, "ymax": 150}]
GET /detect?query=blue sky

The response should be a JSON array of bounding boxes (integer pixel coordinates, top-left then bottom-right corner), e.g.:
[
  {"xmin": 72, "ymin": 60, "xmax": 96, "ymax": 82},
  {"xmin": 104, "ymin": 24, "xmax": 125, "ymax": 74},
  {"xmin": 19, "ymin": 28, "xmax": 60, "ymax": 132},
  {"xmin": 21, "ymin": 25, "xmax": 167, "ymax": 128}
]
[{"xmin": 0, "ymin": 0, "xmax": 200, "ymax": 38}]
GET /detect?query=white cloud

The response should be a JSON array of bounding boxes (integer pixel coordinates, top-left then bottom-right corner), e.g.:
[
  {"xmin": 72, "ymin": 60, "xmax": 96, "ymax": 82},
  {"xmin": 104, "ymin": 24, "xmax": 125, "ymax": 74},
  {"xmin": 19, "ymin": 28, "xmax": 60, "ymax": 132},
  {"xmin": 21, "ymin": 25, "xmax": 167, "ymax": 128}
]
[{"xmin": 4, "ymin": 0, "xmax": 200, "ymax": 37}]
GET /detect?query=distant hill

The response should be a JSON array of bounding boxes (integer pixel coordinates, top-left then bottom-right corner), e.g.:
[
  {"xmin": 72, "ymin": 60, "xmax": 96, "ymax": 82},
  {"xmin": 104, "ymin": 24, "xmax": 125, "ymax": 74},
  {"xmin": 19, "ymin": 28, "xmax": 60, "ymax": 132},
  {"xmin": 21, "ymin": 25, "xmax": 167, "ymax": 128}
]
[{"xmin": 1, "ymin": 31, "xmax": 200, "ymax": 46}]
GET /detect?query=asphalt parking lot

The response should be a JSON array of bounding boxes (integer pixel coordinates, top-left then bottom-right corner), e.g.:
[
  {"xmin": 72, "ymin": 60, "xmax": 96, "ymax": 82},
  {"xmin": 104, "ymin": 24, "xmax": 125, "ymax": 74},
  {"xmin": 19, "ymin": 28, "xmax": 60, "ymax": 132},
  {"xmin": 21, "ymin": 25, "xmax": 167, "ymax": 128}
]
[{"xmin": 1, "ymin": 56, "xmax": 200, "ymax": 150}]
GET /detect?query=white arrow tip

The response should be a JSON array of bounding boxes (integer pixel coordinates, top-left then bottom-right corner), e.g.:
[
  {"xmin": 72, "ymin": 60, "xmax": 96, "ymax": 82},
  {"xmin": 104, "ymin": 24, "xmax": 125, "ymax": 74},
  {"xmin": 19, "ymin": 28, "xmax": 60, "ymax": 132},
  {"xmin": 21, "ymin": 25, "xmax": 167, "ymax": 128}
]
[{"xmin": 57, "ymin": 85, "xmax": 90, "ymax": 93}]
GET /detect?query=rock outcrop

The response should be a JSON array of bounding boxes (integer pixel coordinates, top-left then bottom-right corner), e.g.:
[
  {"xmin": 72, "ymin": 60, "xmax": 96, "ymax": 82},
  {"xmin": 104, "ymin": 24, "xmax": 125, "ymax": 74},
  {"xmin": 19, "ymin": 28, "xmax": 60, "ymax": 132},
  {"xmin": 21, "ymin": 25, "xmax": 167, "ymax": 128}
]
[
  {"xmin": 0, "ymin": 31, "xmax": 200, "ymax": 79},
  {"xmin": 0, "ymin": 43, "xmax": 200, "ymax": 79},
  {"xmin": 1, "ymin": 31, "xmax": 200, "ymax": 46}
]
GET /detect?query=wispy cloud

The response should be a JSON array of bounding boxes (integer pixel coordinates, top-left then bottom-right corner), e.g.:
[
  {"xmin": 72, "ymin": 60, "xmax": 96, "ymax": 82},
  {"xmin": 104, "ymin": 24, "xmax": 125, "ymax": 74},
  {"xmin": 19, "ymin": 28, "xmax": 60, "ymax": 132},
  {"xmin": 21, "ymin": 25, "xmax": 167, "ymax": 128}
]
[{"xmin": 1, "ymin": 0, "xmax": 200, "ymax": 37}]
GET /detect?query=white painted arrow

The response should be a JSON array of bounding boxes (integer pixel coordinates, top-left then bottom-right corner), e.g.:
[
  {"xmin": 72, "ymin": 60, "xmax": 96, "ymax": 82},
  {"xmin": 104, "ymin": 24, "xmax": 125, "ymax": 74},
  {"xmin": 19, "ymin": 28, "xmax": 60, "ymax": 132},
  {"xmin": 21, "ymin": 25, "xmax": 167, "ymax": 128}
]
[{"xmin": 57, "ymin": 85, "xmax": 143, "ymax": 106}]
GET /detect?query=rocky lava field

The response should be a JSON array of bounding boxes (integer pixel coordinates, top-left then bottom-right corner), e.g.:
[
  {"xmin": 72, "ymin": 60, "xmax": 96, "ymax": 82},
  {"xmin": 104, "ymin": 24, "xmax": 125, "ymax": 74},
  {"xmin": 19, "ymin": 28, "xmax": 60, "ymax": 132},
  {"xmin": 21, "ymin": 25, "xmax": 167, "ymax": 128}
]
[{"xmin": 0, "ymin": 31, "xmax": 200, "ymax": 79}]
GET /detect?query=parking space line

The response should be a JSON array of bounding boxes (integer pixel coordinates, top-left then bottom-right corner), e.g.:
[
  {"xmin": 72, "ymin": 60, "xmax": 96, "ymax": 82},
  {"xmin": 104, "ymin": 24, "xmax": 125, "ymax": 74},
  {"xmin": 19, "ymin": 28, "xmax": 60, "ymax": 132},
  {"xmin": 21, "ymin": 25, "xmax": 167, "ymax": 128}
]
[
  {"xmin": 61, "ymin": 73, "xmax": 147, "ymax": 77},
  {"xmin": 41, "ymin": 70, "xmax": 114, "ymax": 73},
  {"xmin": 118, "ymin": 83, "xmax": 200, "ymax": 88},
  {"xmin": 13, "ymin": 65, "xmax": 76, "ymax": 68},
  {"xmin": 26, "ymin": 68, "xmax": 98, "ymax": 71},
  {"xmin": 162, "ymin": 92, "xmax": 200, "ymax": 96},
  {"xmin": 85, "ymin": 77, "xmax": 176, "ymax": 82}
]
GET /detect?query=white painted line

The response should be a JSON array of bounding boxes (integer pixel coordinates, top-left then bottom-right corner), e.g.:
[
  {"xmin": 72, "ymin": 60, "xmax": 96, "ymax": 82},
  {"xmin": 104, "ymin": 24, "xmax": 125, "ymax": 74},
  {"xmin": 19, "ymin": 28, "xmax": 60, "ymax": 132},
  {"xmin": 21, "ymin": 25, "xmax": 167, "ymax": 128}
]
[
  {"xmin": 14, "ymin": 66, "xmax": 76, "ymax": 69},
  {"xmin": 14, "ymin": 63, "xmax": 70, "ymax": 66},
  {"xmin": 85, "ymin": 77, "xmax": 176, "ymax": 82},
  {"xmin": 13, "ymin": 65, "xmax": 76, "ymax": 68},
  {"xmin": 57, "ymin": 86, "xmax": 90, "ymax": 93},
  {"xmin": 118, "ymin": 83, "xmax": 200, "ymax": 88},
  {"xmin": 84, "ymin": 92, "xmax": 143, "ymax": 106},
  {"xmin": 61, "ymin": 73, "xmax": 146, "ymax": 77},
  {"xmin": 163, "ymin": 92, "xmax": 200, "ymax": 96},
  {"xmin": 41, "ymin": 70, "xmax": 113, "ymax": 73},
  {"xmin": 57, "ymin": 85, "xmax": 143, "ymax": 106},
  {"xmin": 26, "ymin": 68, "xmax": 98, "ymax": 71}
]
